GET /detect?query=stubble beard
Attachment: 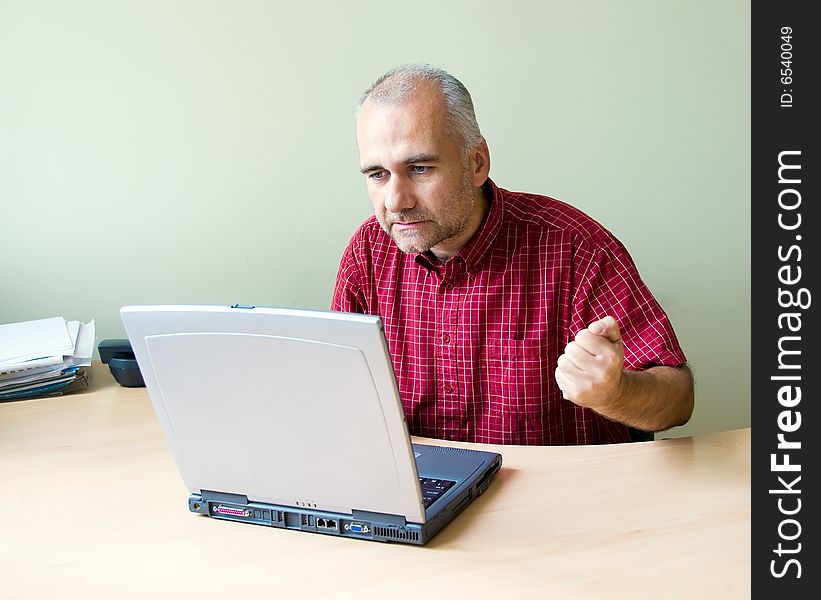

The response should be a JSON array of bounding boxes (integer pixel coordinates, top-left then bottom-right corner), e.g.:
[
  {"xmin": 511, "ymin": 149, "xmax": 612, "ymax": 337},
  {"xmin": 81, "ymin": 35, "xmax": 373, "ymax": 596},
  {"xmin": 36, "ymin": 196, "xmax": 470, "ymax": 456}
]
[{"xmin": 380, "ymin": 174, "xmax": 476, "ymax": 255}]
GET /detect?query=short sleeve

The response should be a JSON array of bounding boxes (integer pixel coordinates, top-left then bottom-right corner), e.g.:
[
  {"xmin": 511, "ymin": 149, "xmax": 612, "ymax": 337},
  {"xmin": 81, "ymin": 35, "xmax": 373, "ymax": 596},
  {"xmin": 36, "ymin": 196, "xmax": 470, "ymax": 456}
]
[
  {"xmin": 331, "ymin": 236, "xmax": 369, "ymax": 314},
  {"xmin": 569, "ymin": 237, "xmax": 687, "ymax": 370}
]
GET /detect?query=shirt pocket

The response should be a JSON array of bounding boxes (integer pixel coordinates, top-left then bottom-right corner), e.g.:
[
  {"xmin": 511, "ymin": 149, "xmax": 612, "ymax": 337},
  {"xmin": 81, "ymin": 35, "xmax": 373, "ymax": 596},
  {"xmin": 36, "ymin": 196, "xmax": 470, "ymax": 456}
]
[{"xmin": 481, "ymin": 338, "xmax": 551, "ymax": 416}]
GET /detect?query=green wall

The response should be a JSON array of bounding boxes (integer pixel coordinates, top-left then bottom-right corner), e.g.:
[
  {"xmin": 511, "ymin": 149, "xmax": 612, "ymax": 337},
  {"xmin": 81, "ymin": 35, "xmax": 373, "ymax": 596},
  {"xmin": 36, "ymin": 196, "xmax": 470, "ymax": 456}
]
[{"xmin": 0, "ymin": 0, "xmax": 750, "ymax": 439}]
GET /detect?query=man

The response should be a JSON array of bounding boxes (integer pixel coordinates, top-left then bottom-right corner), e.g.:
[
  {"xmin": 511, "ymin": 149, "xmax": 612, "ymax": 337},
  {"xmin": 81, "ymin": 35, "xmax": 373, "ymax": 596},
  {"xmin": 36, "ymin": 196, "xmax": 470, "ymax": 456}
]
[{"xmin": 332, "ymin": 63, "xmax": 693, "ymax": 445}]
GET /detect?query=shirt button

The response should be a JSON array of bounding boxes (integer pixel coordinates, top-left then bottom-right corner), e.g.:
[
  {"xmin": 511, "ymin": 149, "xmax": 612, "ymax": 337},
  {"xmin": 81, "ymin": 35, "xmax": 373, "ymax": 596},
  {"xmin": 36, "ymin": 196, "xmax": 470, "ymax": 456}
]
[
  {"xmin": 442, "ymin": 334, "xmax": 451, "ymax": 343},
  {"xmin": 444, "ymin": 384, "xmax": 453, "ymax": 394},
  {"xmin": 445, "ymin": 283, "xmax": 454, "ymax": 290}
]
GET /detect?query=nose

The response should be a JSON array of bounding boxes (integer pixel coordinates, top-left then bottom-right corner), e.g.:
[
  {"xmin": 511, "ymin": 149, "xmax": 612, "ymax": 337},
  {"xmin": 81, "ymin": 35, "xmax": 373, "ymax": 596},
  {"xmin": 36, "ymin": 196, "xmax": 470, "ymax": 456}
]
[{"xmin": 384, "ymin": 174, "xmax": 415, "ymax": 214}]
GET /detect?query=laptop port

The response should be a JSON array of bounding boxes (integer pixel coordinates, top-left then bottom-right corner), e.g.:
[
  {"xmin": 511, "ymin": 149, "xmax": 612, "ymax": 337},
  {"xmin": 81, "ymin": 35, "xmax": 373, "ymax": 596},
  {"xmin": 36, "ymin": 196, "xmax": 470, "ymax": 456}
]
[
  {"xmin": 345, "ymin": 522, "xmax": 370, "ymax": 534},
  {"xmin": 214, "ymin": 505, "xmax": 252, "ymax": 518},
  {"xmin": 316, "ymin": 518, "xmax": 338, "ymax": 530}
]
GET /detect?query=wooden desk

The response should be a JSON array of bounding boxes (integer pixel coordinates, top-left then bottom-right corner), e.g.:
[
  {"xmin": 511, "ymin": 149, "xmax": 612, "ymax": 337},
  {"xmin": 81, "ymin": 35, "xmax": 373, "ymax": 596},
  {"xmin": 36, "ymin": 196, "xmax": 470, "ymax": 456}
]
[{"xmin": 1, "ymin": 363, "xmax": 750, "ymax": 599}]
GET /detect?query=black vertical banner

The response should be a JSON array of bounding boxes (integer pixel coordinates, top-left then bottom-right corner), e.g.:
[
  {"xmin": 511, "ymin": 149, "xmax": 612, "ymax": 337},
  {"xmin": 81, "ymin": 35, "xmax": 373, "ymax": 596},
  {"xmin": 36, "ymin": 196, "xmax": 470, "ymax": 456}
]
[{"xmin": 752, "ymin": 2, "xmax": 817, "ymax": 597}]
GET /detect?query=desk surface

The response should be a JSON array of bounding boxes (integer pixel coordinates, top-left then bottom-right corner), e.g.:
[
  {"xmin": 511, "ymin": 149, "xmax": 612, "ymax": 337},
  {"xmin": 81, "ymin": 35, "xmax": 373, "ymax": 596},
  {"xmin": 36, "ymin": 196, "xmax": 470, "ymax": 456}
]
[{"xmin": 1, "ymin": 363, "xmax": 750, "ymax": 599}]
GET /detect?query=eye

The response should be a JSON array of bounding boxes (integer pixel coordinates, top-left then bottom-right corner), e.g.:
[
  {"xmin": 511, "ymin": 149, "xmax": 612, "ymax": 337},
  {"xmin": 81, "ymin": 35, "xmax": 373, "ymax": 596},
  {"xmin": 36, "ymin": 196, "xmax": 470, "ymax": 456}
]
[
  {"xmin": 410, "ymin": 165, "xmax": 430, "ymax": 174},
  {"xmin": 368, "ymin": 170, "xmax": 387, "ymax": 181}
]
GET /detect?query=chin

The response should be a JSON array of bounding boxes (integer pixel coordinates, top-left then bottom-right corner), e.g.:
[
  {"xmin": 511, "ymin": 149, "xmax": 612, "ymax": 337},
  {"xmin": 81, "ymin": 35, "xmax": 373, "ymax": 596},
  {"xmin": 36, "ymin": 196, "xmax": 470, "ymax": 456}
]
[
  {"xmin": 396, "ymin": 242, "xmax": 430, "ymax": 254},
  {"xmin": 391, "ymin": 235, "xmax": 431, "ymax": 255}
]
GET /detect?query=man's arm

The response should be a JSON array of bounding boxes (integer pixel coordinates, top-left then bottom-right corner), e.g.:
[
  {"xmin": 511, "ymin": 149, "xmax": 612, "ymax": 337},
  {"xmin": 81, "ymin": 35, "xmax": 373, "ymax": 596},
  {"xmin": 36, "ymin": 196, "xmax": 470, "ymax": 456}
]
[{"xmin": 554, "ymin": 316, "xmax": 694, "ymax": 432}]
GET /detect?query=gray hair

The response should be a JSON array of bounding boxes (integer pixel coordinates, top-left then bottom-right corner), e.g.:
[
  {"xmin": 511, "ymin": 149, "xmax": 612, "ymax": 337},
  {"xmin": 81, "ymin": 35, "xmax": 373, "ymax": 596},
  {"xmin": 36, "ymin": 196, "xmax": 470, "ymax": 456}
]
[{"xmin": 356, "ymin": 63, "xmax": 484, "ymax": 154}]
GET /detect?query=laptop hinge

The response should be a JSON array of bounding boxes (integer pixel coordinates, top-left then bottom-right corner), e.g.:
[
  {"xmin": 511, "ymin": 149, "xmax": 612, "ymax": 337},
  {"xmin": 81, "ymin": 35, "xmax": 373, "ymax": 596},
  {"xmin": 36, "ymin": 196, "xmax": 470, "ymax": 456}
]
[
  {"xmin": 200, "ymin": 490, "xmax": 250, "ymax": 504},
  {"xmin": 351, "ymin": 509, "xmax": 406, "ymax": 526}
]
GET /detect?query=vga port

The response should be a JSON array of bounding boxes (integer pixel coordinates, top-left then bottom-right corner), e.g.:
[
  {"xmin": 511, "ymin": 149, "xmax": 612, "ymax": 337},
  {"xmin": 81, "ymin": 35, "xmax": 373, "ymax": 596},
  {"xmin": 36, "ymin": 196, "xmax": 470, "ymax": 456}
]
[{"xmin": 345, "ymin": 521, "xmax": 370, "ymax": 534}]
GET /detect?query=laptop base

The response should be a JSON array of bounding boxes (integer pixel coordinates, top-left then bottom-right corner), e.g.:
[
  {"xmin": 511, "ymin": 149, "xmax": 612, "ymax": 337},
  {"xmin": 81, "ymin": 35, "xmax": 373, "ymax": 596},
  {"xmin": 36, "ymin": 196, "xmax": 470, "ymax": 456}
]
[
  {"xmin": 190, "ymin": 490, "xmax": 427, "ymax": 544},
  {"xmin": 190, "ymin": 449, "xmax": 501, "ymax": 545}
]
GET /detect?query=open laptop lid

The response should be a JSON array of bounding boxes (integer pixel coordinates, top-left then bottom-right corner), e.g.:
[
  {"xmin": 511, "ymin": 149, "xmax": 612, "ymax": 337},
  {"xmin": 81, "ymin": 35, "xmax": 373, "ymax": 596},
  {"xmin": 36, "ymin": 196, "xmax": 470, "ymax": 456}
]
[{"xmin": 121, "ymin": 305, "xmax": 426, "ymax": 524}]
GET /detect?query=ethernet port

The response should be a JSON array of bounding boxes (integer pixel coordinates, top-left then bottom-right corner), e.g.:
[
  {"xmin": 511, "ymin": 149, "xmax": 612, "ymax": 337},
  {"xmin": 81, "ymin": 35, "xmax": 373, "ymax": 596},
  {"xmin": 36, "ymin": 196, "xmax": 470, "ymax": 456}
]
[{"xmin": 316, "ymin": 518, "xmax": 338, "ymax": 530}]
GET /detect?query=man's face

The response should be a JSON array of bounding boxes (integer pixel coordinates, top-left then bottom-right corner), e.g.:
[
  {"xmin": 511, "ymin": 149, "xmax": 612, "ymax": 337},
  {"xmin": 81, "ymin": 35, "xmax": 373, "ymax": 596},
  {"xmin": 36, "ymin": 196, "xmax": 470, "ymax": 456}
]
[{"xmin": 355, "ymin": 85, "xmax": 488, "ymax": 261}]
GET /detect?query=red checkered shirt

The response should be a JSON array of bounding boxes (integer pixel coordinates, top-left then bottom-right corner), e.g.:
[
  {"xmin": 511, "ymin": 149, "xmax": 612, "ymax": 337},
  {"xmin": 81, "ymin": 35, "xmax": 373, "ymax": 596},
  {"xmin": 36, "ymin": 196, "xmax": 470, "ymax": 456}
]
[{"xmin": 332, "ymin": 179, "xmax": 687, "ymax": 445}]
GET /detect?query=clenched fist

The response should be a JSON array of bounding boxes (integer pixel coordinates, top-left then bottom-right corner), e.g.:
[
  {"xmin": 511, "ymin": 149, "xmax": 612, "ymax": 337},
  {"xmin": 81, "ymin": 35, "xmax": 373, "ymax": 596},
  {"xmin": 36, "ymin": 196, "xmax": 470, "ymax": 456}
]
[{"xmin": 555, "ymin": 316, "xmax": 624, "ymax": 411}]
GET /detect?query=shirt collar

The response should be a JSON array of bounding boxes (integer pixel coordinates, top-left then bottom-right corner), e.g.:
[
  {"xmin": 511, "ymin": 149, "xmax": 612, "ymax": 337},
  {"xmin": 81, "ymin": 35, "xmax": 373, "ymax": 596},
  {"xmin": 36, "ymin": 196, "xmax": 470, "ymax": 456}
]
[{"xmin": 414, "ymin": 178, "xmax": 504, "ymax": 276}]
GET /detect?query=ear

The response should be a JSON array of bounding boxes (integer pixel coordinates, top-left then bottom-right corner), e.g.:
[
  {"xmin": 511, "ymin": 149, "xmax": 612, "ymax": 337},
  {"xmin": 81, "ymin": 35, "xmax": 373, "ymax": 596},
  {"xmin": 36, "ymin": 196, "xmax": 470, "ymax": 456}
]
[{"xmin": 470, "ymin": 139, "xmax": 491, "ymax": 187}]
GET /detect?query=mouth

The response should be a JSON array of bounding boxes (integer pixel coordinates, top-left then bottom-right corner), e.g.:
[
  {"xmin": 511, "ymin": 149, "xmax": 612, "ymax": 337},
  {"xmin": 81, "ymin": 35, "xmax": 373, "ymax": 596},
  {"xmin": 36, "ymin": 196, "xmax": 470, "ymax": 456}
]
[
  {"xmin": 391, "ymin": 221, "xmax": 427, "ymax": 232},
  {"xmin": 391, "ymin": 221, "xmax": 424, "ymax": 229}
]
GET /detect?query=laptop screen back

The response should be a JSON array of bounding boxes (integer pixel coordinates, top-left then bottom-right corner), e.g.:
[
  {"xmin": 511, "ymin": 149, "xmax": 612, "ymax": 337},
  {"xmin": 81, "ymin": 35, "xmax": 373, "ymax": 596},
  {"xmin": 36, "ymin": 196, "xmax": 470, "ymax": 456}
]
[{"xmin": 121, "ymin": 305, "xmax": 426, "ymax": 523}]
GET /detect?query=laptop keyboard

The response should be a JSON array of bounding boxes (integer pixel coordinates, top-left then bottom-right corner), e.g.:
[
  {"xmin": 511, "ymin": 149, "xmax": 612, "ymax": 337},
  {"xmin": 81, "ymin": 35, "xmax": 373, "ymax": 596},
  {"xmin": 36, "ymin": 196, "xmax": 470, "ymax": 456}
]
[{"xmin": 418, "ymin": 477, "xmax": 457, "ymax": 509}]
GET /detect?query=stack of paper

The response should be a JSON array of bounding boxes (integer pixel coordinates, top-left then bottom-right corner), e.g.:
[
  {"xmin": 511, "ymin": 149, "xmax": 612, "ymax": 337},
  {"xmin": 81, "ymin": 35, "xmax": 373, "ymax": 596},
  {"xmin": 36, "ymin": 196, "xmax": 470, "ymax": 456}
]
[{"xmin": 0, "ymin": 317, "xmax": 95, "ymax": 401}]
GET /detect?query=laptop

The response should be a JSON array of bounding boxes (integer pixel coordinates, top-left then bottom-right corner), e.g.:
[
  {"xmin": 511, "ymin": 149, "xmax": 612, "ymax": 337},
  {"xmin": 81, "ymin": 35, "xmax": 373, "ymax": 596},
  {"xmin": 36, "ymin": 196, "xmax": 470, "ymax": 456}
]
[{"xmin": 120, "ymin": 304, "xmax": 502, "ymax": 545}]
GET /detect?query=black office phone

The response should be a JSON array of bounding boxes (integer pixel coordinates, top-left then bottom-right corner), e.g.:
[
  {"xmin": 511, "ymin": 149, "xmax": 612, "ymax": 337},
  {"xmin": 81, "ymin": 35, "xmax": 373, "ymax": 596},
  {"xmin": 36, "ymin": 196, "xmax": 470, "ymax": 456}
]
[{"xmin": 98, "ymin": 339, "xmax": 145, "ymax": 387}]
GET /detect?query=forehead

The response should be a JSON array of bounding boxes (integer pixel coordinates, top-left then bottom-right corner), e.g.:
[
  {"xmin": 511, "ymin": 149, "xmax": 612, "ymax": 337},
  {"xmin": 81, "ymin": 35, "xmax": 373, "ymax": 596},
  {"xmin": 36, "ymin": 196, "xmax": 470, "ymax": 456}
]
[{"xmin": 355, "ymin": 88, "xmax": 453, "ymax": 166}]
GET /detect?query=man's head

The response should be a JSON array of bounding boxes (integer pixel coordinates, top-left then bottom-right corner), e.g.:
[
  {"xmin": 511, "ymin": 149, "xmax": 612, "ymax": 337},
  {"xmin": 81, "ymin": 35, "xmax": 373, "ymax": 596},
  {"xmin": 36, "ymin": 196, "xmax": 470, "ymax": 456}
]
[{"xmin": 355, "ymin": 64, "xmax": 491, "ymax": 262}]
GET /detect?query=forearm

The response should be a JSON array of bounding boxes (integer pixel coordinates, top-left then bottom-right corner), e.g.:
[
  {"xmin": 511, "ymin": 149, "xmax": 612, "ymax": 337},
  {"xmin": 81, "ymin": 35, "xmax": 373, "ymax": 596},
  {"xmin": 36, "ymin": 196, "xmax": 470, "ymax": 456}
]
[{"xmin": 596, "ymin": 364, "xmax": 695, "ymax": 432}]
